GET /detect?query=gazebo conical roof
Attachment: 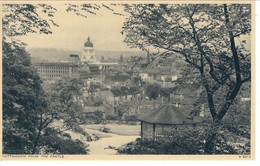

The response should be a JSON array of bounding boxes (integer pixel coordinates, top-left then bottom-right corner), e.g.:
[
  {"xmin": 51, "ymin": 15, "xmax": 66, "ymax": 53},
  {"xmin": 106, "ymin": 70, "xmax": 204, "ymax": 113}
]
[{"xmin": 137, "ymin": 104, "xmax": 202, "ymax": 125}]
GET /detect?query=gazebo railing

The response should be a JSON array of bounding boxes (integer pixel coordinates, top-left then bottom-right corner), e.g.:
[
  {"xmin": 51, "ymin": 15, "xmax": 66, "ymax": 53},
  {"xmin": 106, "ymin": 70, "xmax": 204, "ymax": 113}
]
[{"xmin": 154, "ymin": 132, "xmax": 175, "ymax": 141}]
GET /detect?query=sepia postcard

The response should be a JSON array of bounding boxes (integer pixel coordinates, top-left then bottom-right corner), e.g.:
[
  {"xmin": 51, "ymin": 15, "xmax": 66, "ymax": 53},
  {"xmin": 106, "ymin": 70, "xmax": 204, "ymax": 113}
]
[{"xmin": 0, "ymin": 0, "xmax": 255, "ymax": 161}]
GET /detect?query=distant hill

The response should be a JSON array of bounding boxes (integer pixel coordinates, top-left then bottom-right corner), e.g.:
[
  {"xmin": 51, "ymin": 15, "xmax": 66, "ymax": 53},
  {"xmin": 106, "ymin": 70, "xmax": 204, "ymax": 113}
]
[{"xmin": 28, "ymin": 48, "xmax": 146, "ymax": 62}]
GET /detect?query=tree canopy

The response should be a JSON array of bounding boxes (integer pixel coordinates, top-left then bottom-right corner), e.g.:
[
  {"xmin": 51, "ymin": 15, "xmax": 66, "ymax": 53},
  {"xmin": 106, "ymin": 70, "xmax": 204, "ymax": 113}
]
[
  {"xmin": 122, "ymin": 4, "xmax": 251, "ymax": 122},
  {"xmin": 2, "ymin": 3, "xmax": 88, "ymax": 154},
  {"xmin": 2, "ymin": 3, "xmax": 252, "ymax": 155}
]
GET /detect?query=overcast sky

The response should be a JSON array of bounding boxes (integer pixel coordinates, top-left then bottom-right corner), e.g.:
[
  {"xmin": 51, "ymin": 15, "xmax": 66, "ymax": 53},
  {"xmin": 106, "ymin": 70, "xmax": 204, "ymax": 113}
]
[
  {"xmin": 14, "ymin": 3, "xmax": 250, "ymax": 53},
  {"xmin": 16, "ymin": 3, "xmax": 138, "ymax": 52}
]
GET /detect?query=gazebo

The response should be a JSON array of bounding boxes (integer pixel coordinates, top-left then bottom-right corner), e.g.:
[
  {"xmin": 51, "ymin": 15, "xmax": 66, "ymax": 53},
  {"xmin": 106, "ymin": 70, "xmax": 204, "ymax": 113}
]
[{"xmin": 137, "ymin": 104, "xmax": 203, "ymax": 141}]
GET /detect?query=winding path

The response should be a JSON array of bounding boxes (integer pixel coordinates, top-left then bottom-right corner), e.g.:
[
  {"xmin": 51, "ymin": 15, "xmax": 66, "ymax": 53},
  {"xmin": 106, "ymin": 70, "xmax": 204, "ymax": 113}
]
[
  {"xmin": 80, "ymin": 124, "xmax": 140, "ymax": 155},
  {"xmin": 53, "ymin": 121, "xmax": 140, "ymax": 155},
  {"xmin": 86, "ymin": 128, "xmax": 138, "ymax": 155}
]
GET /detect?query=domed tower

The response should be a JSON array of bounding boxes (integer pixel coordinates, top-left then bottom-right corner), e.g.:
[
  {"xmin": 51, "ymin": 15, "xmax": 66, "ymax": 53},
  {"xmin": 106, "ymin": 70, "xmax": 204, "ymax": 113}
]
[{"xmin": 81, "ymin": 37, "xmax": 96, "ymax": 63}]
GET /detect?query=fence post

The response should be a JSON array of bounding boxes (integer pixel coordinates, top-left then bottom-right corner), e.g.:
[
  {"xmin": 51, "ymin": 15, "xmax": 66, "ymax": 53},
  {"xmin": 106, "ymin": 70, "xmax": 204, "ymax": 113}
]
[
  {"xmin": 153, "ymin": 124, "xmax": 156, "ymax": 141},
  {"xmin": 141, "ymin": 121, "xmax": 143, "ymax": 141}
]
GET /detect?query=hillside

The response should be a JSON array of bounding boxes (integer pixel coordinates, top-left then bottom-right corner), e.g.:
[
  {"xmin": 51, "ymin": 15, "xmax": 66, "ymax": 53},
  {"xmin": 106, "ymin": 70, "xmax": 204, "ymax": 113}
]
[{"xmin": 28, "ymin": 48, "xmax": 146, "ymax": 62}]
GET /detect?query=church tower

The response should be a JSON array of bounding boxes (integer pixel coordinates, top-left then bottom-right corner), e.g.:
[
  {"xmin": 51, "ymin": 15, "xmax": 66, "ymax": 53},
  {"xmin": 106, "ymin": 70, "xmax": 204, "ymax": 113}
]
[
  {"xmin": 146, "ymin": 49, "xmax": 151, "ymax": 64},
  {"xmin": 81, "ymin": 37, "xmax": 96, "ymax": 63},
  {"xmin": 119, "ymin": 54, "xmax": 124, "ymax": 64}
]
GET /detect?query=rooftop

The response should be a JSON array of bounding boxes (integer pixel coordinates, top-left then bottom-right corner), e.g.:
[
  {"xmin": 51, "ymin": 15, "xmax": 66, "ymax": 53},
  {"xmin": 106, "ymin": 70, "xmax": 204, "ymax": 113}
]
[
  {"xmin": 110, "ymin": 87, "xmax": 140, "ymax": 97},
  {"xmin": 137, "ymin": 104, "xmax": 203, "ymax": 125},
  {"xmin": 84, "ymin": 37, "xmax": 93, "ymax": 47},
  {"xmin": 70, "ymin": 54, "xmax": 79, "ymax": 58},
  {"xmin": 33, "ymin": 62, "xmax": 79, "ymax": 67}
]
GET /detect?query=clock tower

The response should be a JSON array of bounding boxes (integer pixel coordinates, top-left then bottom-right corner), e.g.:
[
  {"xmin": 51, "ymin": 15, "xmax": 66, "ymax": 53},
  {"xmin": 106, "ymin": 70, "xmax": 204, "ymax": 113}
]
[{"xmin": 81, "ymin": 37, "xmax": 96, "ymax": 63}]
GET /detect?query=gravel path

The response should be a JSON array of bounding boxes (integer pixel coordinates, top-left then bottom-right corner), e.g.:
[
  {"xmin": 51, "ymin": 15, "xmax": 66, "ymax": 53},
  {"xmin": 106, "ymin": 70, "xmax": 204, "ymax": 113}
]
[
  {"xmin": 52, "ymin": 121, "xmax": 139, "ymax": 155},
  {"xmin": 85, "ymin": 128, "xmax": 138, "ymax": 155},
  {"xmin": 80, "ymin": 124, "xmax": 140, "ymax": 155}
]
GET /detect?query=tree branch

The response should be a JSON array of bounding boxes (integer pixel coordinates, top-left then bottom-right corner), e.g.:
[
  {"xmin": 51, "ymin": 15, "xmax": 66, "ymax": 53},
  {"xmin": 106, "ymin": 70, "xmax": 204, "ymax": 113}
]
[
  {"xmin": 187, "ymin": 8, "xmax": 218, "ymax": 119},
  {"xmin": 241, "ymin": 76, "xmax": 251, "ymax": 84},
  {"xmin": 216, "ymin": 4, "xmax": 244, "ymax": 121}
]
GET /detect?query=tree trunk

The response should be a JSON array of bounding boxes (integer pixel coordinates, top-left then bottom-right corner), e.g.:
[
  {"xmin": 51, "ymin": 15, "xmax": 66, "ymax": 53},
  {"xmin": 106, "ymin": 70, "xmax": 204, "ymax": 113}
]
[
  {"xmin": 206, "ymin": 91, "xmax": 217, "ymax": 120},
  {"xmin": 204, "ymin": 119, "xmax": 221, "ymax": 154},
  {"xmin": 205, "ymin": 132, "xmax": 217, "ymax": 154},
  {"xmin": 32, "ymin": 126, "xmax": 42, "ymax": 154},
  {"xmin": 204, "ymin": 4, "xmax": 246, "ymax": 154},
  {"xmin": 215, "ymin": 4, "xmax": 243, "ymax": 121},
  {"xmin": 32, "ymin": 112, "xmax": 44, "ymax": 154}
]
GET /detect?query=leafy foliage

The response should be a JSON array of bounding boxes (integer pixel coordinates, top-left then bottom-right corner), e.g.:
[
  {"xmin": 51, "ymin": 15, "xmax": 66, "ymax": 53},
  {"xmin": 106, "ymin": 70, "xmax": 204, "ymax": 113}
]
[
  {"xmin": 2, "ymin": 38, "xmax": 49, "ymax": 153},
  {"xmin": 145, "ymin": 83, "xmax": 174, "ymax": 100},
  {"xmin": 2, "ymin": 4, "xmax": 58, "ymax": 42},
  {"xmin": 116, "ymin": 124, "xmax": 250, "ymax": 154},
  {"xmin": 145, "ymin": 83, "xmax": 161, "ymax": 100},
  {"xmin": 66, "ymin": 3, "xmax": 124, "ymax": 18},
  {"xmin": 2, "ymin": 4, "xmax": 89, "ymax": 154},
  {"xmin": 43, "ymin": 77, "xmax": 86, "ymax": 129},
  {"xmin": 121, "ymin": 4, "xmax": 251, "ymax": 154},
  {"xmin": 127, "ymin": 56, "xmax": 146, "ymax": 71},
  {"xmin": 38, "ymin": 128, "xmax": 88, "ymax": 154},
  {"xmin": 2, "ymin": 43, "xmax": 88, "ymax": 154},
  {"xmin": 122, "ymin": 4, "xmax": 251, "ymax": 122}
]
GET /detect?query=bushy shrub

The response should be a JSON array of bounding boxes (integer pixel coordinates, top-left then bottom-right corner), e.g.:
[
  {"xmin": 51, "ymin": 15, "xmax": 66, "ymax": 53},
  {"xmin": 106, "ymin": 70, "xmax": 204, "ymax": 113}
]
[
  {"xmin": 225, "ymin": 124, "xmax": 250, "ymax": 139},
  {"xmin": 117, "ymin": 131, "xmax": 205, "ymax": 154},
  {"xmin": 38, "ymin": 127, "xmax": 89, "ymax": 154},
  {"xmin": 116, "ymin": 125, "xmax": 250, "ymax": 155},
  {"xmin": 85, "ymin": 110, "xmax": 105, "ymax": 124}
]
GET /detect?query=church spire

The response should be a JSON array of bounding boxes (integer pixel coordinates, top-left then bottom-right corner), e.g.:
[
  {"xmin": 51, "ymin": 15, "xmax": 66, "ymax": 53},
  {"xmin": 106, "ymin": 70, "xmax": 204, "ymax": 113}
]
[
  {"xmin": 146, "ymin": 48, "xmax": 151, "ymax": 64},
  {"xmin": 119, "ymin": 54, "xmax": 124, "ymax": 63}
]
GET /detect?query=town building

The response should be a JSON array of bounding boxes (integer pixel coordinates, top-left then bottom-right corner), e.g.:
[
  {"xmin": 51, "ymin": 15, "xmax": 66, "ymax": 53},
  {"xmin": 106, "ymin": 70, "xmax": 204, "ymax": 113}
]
[
  {"xmin": 33, "ymin": 36, "xmax": 129, "ymax": 82},
  {"xmin": 81, "ymin": 37, "xmax": 128, "ymax": 72},
  {"xmin": 138, "ymin": 72, "xmax": 178, "ymax": 88},
  {"xmin": 34, "ymin": 54, "xmax": 80, "ymax": 81},
  {"xmin": 111, "ymin": 86, "xmax": 141, "ymax": 103}
]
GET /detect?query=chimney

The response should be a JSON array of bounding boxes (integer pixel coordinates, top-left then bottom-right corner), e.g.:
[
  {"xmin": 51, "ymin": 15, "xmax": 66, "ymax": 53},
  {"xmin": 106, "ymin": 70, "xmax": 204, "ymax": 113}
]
[{"xmin": 70, "ymin": 54, "xmax": 80, "ymax": 65}]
